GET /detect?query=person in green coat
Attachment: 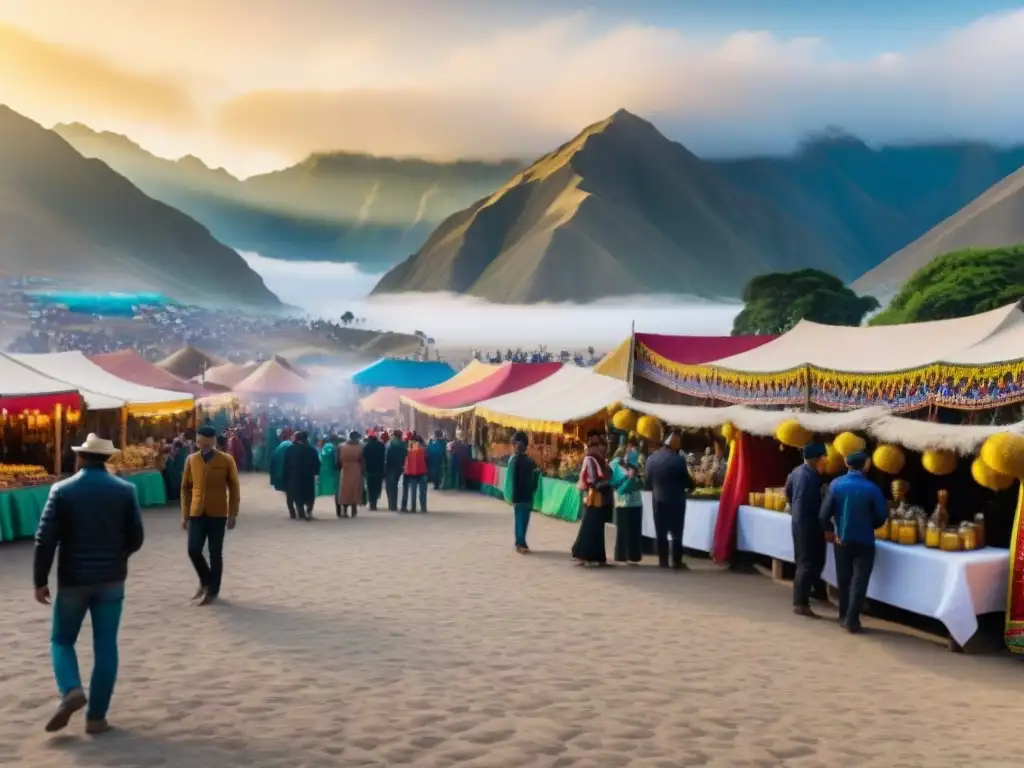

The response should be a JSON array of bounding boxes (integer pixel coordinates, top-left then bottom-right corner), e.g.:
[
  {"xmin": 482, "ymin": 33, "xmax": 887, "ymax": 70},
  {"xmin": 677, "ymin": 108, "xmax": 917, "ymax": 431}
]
[
  {"xmin": 270, "ymin": 435, "xmax": 293, "ymax": 492},
  {"xmin": 317, "ymin": 436, "xmax": 340, "ymax": 499},
  {"xmin": 164, "ymin": 439, "xmax": 187, "ymax": 502}
]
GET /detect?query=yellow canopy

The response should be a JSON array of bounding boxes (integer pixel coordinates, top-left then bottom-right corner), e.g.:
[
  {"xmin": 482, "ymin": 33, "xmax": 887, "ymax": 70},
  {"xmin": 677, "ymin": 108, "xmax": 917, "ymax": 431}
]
[{"xmin": 593, "ymin": 338, "xmax": 630, "ymax": 380}]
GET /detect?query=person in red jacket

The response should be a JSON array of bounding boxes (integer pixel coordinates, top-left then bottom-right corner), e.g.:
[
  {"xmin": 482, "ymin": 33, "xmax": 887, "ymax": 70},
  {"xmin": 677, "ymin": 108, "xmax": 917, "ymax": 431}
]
[{"xmin": 402, "ymin": 433, "xmax": 428, "ymax": 513}]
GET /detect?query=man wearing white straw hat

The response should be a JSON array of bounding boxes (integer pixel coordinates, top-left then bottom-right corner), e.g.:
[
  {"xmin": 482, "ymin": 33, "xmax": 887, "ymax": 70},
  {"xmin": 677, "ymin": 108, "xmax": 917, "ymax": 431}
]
[{"xmin": 34, "ymin": 432, "xmax": 144, "ymax": 735}]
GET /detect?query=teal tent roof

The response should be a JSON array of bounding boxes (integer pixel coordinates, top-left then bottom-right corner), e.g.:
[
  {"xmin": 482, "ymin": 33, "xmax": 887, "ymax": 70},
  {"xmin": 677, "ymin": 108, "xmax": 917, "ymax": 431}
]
[{"xmin": 351, "ymin": 358, "xmax": 455, "ymax": 390}]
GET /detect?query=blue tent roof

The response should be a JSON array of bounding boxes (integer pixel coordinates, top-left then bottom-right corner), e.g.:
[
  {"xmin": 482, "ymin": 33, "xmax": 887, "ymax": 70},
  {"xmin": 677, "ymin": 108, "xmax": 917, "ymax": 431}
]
[{"xmin": 351, "ymin": 358, "xmax": 456, "ymax": 390}]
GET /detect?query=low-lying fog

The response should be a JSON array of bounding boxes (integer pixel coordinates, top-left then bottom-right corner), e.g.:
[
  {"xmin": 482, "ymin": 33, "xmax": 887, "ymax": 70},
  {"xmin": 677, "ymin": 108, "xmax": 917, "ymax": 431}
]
[{"xmin": 240, "ymin": 251, "xmax": 740, "ymax": 348}]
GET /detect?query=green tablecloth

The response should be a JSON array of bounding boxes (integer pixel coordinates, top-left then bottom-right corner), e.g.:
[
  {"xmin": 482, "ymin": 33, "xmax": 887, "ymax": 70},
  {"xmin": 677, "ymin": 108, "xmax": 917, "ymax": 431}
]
[
  {"xmin": 0, "ymin": 469, "xmax": 168, "ymax": 544},
  {"xmin": 478, "ymin": 465, "xmax": 581, "ymax": 522},
  {"xmin": 0, "ymin": 484, "xmax": 52, "ymax": 543},
  {"xmin": 122, "ymin": 470, "xmax": 168, "ymax": 508}
]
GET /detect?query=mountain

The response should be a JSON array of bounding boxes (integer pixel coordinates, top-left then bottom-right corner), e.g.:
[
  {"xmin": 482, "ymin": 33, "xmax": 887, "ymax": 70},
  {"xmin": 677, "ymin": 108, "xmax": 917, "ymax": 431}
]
[
  {"xmin": 54, "ymin": 123, "xmax": 523, "ymax": 269},
  {"xmin": 371, "ymin": 110, "xmax": 848, "ymax": 302},
  {"xmin": 0, "ymin": 107, "xmax": 281, "ymax": 307},
  {"xmin": 852, "ymin": 166, "xmax": 1024, "ymax": 302},
  {"xmin": 715, "ymin": 130, "xmax": 1024, "ymax": 279}
]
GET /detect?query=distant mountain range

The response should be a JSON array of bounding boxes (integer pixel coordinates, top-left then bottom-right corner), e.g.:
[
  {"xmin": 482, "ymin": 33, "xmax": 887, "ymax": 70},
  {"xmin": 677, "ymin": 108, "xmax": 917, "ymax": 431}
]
[
  {"xmin": 0, "ymin": 107, "xmax": 281, "ymax": 308},
  {"xmin": 853, "ymin": 165, "xmax": 1024, "ymax": 302},
  {"xmin": 54, "ymin": 123, "xmax": 523, "ymax": 270},
  {"xmin": 372, "ymin": 112, "xmax": 1024, "ymax": 302},
  {"xmin": 373, "ymin": 110, "xmax": 846, "ymax": 301}
]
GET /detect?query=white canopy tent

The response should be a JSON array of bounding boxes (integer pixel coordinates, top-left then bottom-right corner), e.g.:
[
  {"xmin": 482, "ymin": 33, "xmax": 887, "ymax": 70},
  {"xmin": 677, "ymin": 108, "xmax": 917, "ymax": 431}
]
[
  {"xmin": 12, "ymin": 352, "xmax": 194, "ymax": 415},
  {"xmin": 475, "ymin": 367, "xmax": 629, "ymax": 433},
  {"xmin": 0, "ymin": 352, "xmax": 84, "ymax": 405},
  {"xmin": 710, "ymin": 303, "xmax": 1020, "ymax": 373}
]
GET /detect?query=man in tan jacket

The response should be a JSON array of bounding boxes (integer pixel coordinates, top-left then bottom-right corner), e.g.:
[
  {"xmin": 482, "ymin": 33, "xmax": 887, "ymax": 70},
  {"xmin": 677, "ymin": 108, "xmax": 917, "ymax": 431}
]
[{"xmin": 181, "ymin": 425, "xmax": 240, "ymax": 605}]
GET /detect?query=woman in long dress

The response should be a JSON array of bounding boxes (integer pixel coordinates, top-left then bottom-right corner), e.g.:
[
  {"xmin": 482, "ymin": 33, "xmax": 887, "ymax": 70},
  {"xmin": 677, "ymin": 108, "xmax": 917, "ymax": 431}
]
[
  {"xmin": 337, "ymin": 431, "xmax": 365, "ymax": 518},
  {"xmin": 318, "ymin": 435, "xmax": 340, "ymax": 502},
  {"xmin": 571, "ymin": 430, "xmax": 614, "ymax": 567}
]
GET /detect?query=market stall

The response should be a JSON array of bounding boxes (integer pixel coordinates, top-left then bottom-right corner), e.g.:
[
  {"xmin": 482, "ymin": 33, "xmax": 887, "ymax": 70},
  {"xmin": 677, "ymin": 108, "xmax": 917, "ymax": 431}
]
[
  {"xmin": 199, "ymin": 361, "xmax": 260, "ymax": 390},
  {"xmin": 156, "ymin": 345, "xmax": 226, "ymax": 380},
  {"xmin": 351, "ymin": 358, "xmax": 456, "ymax": 392},
  {"xmin": 90, "ymin": 349, "xmax": 208, "ymax": 397},
  {"xmin": 232, "ymin": 359, "xmax": 311, "ymax": 403}
]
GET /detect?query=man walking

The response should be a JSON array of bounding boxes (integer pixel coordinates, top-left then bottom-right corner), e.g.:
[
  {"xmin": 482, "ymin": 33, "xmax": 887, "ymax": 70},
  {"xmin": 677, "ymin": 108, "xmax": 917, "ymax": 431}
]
[
  {"xmin": 786, "ymin": 443, "xmax": 828, "ymax": 617},
  {"xmin": 283, "ymin": 431, "xmax": 320, "ymax": 521},
  {"xmin": 643, "ymin": 430, "xmax": 694, "ymax": 569},
  {"xmin": 506, "ymin": 431, "xmax": 539, "ymax": 553},
  {"xmin": 34, "ymin": 433, "xmax": 144, "ymax": 734},
  {"xmin": 181, "ymin": 425, "xmax": 241, "ymax": 605},
  {"xmin": 384, "ymin": 431, "xmax": 408, "ymax": 511},
  {"xmin": 819, "ymin": 451, "xmax": 888, "ymax": 633},
  {"xmin": 362, "ymin": 429, "xmax": 386, "ymax": 510}
]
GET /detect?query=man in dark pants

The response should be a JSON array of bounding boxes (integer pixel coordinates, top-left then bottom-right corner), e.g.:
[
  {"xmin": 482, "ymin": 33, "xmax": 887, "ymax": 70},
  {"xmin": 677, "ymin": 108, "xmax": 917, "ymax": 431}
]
[
  {"xmin": 785, "ymin": 442, "xmax": 827, "ymax": 617},
  {"xmin": 283, "ymin": 431, "xmax": 320, "ymax": 521},
  {"xmin": 819, "ymin": 451, "xmax": 889, "ymax": 633},
  {"xmin": 362, "ymin": 430, "xmax": 386, "ymax": 510},
  {"xmin": 384, "ymin": 431, "xmax": 408, "ymax": 512},
  {"xmin": 181, "ymin": 425, "xmax": 240, "ymax": 606},
  {"xmin": 643, "ymin": 430, "xmax": 694, "ymax": 569}
]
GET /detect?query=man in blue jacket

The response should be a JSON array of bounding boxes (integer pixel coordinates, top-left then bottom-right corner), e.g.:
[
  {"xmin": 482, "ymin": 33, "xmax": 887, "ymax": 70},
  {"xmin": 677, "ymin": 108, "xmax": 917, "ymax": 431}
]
[
  {"xmin": 33, "ymin": 433, "xmax": 145, "ymax": 735},
  {"xmin": 644, "ymin": 430, "xmax": 694, "ymax": 569},
  {"xmin": 786, "ymin": 442, "xmax": 827, "ymax": 617},
  {"xmin": 819, "ymin": 450, "xmax": 888, "ymax": 633}
]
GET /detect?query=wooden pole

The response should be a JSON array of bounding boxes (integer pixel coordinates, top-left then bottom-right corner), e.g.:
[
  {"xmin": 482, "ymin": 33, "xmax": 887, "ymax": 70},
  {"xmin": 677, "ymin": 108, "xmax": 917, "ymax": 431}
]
[
  {"xmin": 626, "ymin": 321, "xmax": 636, "ymax": 398},
  {"xmin": 54, "ymin": 404, "xmax": 63, "ymax": 476},
  {"xmin": 120, "ymin": 406, "xmax": 129, "ymax": 449}
]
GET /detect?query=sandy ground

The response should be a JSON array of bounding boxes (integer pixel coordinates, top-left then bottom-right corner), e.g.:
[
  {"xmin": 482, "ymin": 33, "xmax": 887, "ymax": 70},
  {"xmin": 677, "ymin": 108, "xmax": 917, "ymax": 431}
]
[{"xmin": 1, "ymin": 475, "xmax": 1021, "ymax": 768}]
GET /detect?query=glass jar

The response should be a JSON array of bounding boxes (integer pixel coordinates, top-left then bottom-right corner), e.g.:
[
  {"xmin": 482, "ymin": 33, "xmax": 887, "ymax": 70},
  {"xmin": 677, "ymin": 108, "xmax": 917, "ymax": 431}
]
[
  {"xmin": 960, "ymin": 523, "xmax": 978, "ymax": 551},
  {"xmin": 875, "ymin": 518, "xmax": 890, "ymax": 540},
  {"xmin": 940, "ymin": 529, "xmax": 961, "ymax": 552},
  {"xmin": 973, "ymin": 513, "xmax": 986, "ymax": 548},
  {"xmin": 898, "ymin": 521, "xmax": 918, "ymax": 545},
  {"xmin": 925, "ymin": 522, "xmax": 941, "ymax": 548},
  {"xmin": 890, "ymin": 518, "xmax": 903, "ymax": 543}
]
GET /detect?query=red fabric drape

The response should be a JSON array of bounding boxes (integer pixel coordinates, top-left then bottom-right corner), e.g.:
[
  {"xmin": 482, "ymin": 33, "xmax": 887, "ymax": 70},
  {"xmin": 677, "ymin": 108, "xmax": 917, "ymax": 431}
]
[
  {"xmin": 711, "ymin": 434, "xmax": 793, "ymax": 562},
  {"xmin": 464, "ymin": 461, "xmax": 499, "ymax": 486}
]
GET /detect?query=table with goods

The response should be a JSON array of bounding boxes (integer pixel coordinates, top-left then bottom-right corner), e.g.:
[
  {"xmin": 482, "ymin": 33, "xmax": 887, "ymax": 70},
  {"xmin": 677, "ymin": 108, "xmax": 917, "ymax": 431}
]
[
  {"xmin": 0, "ymin": 446, "xmax": 169, "ymax": 544},
  {"xmin": 482, "ymin": 432, "xmax": 589, "ymax": 522},
  {"xmin": 741, "ymin": 477, "xmax": 1008, "ymax": 647}
]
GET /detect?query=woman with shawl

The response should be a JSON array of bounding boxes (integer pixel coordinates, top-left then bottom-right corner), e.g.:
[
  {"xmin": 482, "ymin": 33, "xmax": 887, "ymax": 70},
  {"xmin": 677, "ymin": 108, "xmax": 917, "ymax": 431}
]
[
  {"xmin": 318, "ymin": 435, "xmax": 340, "ymax": 501},
  {"xmin": 571, "ymin": 430, "xmax": 614, "ymax": 567}
]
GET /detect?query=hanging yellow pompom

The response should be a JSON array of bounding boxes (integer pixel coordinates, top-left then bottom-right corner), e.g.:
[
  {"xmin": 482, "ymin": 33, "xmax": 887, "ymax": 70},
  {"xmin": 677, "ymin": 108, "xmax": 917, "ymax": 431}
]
[
  {"xmin": 922, "ymin": 449, "xmax": 957, "ymax": 476},
  {"xmin": 824, "ymin": 442, "xmax": 846, "ymax": 475},
  {"xmin": 606, "ymin": 401, "xmax": 622, "ymax": 416},
  {"xmin": 872, "ymin": 444, "xmax": 906, "ymax": 475},
  {"xmin": 611, "ymin": 409, "xmax": 638, "ymax": 432},
  {"xmin": 775, "ymin": 419, "xmax": 813, "ymax": 448},
  {"xmin": 636, "ymin": 415, "xmax": 663, "ymax": 444},
  {"xmin": 721, "ymin": 422, "xmax": 737, "ymax": 443},
  {"xmin": 833, "ymin": 432, "xmax": 866, "ymax": 458},
  {"xmin": 971, "ymin": 458, "xmax": 1015, "ymax": 491},
  {"xmin": 980, "ymin": 432, "xmax": 1024, "ymax": 479}
]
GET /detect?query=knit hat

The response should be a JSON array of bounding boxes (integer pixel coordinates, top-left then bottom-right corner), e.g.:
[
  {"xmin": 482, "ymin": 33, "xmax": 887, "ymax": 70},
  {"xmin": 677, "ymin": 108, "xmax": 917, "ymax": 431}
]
[
  {"xmin": 197, "ymin": 425, "xmax": 216, "ymax": 438},
  {"xmin": 845, "ymin": 450, "xmax": 868, "ymax": 470},
  {"xmin": 803, "ymin": 443, "xmax": 826, "ymax": 460}
]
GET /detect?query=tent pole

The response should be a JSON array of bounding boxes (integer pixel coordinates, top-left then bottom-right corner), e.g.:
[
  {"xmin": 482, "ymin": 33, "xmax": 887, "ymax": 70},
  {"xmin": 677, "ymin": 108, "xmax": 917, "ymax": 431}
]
[
  {"xmin": 54, "ymin": 405, "xmax": 63, "ymax": 476},
  {"xmin": 120, "ymin": 406, "xmax": 129, "ymax": 449},
  {"xmin": 626, "ymin": 321, "xmax": 636, "ymax": 398}
]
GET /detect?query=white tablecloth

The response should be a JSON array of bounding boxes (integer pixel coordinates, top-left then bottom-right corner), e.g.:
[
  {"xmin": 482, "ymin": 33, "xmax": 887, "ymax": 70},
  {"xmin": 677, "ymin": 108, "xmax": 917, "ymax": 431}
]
[
  {"xmin": 641, "ymin": 494, "xmax": 719, "ymax": 553},
  {"xmin": 735, "ymin": 505, "xmax": 1009, "ymax": 645}
]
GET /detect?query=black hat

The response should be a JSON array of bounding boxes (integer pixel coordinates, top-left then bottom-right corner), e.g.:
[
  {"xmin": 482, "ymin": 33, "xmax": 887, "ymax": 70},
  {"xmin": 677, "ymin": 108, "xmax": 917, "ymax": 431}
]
[
  {"xmin": 197, "ymin": 425, "xmax": 216, "ymax": 438},
  {"xmin": 513, "ymin": 431, "xmax": 528, "ymax": 445}
]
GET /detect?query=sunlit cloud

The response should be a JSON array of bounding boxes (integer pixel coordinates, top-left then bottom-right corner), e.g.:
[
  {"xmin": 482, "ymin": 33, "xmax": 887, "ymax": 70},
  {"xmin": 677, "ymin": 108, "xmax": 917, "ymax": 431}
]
[{"xmin": 1, "ymin": 6, "xmax": 1023, "ymax": 173}]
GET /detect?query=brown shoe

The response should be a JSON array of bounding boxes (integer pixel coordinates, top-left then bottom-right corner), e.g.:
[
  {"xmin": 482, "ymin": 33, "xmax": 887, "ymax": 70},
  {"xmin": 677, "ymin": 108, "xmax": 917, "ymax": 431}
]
[
  {"xmin": 45, "ymin": 688, "xmax": 86, "ymax": 732},
  {"xmin": 191, "ymin": 586, "xmax": 206, "ymax": 602},
  {"xmin": 793, "ymin": 605, "xmax": 818, "ymax": 618},
  {"xmin": 85, "ymin": 719, "xmax": 113, "ymax": 736}
]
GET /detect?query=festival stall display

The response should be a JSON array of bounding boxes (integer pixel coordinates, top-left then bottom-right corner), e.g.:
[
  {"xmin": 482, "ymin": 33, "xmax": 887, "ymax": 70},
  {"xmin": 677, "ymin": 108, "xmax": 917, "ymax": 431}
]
[
  {"xmin": 639, "ymin": 301, "xmax": 1024, "ymax": 411},
  {"xmin": 351, "ymin": 358, "xmax": 456, "ymax": 392},
  {"xmin": 232, "ymin": 359, "xmax": 311, "ymax": 403},
  {"xmin": 156, "ymin": 345, "xmax": 226, "ymax": 380},
  {"xmin": 90, "ymin": 349, "xmax": 208, "ymax": 397}
]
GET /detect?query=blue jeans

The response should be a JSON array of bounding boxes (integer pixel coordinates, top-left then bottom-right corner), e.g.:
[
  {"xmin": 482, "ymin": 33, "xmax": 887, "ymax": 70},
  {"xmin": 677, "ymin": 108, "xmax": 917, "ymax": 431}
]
[
  {"xmin": 513, "ymin": 502, "xmax": 532, "ymax": 548},
  {"xmin": 402, "ymin": 475, "xmax": 427, "ymax": 512},
  {"xmin": 51, "ymin": 581, "xmax": 124, "ymax": 721},
  {"xmin": 187, "ymin": 516, "xmax": 227, "ymax": 596}
]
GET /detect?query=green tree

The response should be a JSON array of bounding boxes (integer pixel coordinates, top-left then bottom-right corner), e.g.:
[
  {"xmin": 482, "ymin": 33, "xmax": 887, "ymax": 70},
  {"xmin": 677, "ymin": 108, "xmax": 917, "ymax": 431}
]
[
  {"xmin": 732, "ymin": 269, "xmax": 879, "ymax": 335},
  {"xmin": 340, "ymin": 310, "xmax": 355, "ymax": 325},
  {"xmin": 870, "ymin": 245, "xmax": 1024, "ymax": 326}
]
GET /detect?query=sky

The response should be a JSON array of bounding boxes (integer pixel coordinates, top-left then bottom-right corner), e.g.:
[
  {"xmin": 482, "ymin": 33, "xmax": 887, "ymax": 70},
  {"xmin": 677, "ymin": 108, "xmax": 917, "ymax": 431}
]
[{"xmin": 2, "ymin": 0, "xmax": 1023, "ymax": 176}]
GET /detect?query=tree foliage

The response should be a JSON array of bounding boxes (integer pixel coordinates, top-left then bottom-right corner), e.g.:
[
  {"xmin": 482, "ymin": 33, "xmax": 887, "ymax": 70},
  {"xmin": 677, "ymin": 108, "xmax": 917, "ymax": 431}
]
[
  {"xmin": 870, "ymin": 245, "xmax": 1024, "ymax": 326},
  {"xmin": 731, "ymin": 269, "xmax": 879, "ymax": 336}
]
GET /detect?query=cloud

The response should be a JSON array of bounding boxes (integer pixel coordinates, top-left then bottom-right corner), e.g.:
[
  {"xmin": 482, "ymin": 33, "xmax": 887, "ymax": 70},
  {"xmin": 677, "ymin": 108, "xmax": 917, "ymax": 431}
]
[
  {"xmin": 214, "ymin": 9, "xmax": 1024, "ymax": 162},
  {"xmin": 0, "ymin": 24, "xmax": 196, "ymax": 128},
  {"xmin": 238, "ymin": 250, "xmax": 739, "ymax": 346}
]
